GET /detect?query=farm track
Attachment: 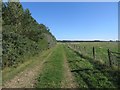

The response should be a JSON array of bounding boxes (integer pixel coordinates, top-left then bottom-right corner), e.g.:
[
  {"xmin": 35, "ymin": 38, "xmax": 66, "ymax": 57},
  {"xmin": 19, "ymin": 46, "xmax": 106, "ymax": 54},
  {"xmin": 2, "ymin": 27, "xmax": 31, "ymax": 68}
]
[
  {"xmin": 3, "ymin": 44, "xmax": 78, "ymax": 88},
  {"xmin": 3, "ymin": 47, "xmax": 55, "ymax": 88}
]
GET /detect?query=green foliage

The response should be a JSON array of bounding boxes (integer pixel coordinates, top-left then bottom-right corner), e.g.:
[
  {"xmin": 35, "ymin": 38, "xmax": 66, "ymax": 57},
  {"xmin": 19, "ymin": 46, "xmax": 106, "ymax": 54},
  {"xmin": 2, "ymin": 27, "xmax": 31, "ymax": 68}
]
[{"xmin": 2, "ymin": 2, "xmax": 56, "ymax": 68}]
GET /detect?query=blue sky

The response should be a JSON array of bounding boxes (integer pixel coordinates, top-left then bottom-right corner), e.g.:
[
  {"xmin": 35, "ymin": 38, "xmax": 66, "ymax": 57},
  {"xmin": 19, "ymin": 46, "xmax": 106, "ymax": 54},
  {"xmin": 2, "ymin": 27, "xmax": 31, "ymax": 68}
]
[{"xmin": 21, "ymin": 2, "xmax": 118, "ymax": 40}]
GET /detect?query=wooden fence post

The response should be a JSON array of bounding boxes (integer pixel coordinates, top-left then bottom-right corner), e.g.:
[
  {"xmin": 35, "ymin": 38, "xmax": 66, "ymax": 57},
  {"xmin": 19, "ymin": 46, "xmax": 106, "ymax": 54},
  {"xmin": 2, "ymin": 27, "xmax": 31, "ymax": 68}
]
[
  {"xmin": 108, "ymin": 49, "xmax": 112, "ymax": 68},
  {"xmin": 93, "ymin": 47, "xmax": 95, "ymax": 60},
  {"xmin": 84, "ymin": 47, "xmax": 86, "ymax": 55}
]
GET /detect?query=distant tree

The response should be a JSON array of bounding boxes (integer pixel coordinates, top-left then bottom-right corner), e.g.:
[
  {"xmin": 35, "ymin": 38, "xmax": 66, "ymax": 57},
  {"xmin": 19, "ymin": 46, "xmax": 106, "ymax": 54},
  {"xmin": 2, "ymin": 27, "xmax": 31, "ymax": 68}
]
[{"xmin": 110, "ymin": 40, "xmax": 113, "ymax": 42}]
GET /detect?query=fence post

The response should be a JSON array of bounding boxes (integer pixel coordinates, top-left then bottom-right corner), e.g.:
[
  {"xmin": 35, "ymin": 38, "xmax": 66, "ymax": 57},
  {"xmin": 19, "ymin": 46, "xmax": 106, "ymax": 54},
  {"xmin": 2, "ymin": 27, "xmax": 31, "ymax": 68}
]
[
  {"xmin": 84, "ymin": 47, "xmax": 86, "ymax": 55},
  {"xmin": 108, "ymin": 49, "xmax": 112, "ymax": 68},
  {"xmin": 93, "ymin": 47, "xmax": 95, "ymax": 60}
]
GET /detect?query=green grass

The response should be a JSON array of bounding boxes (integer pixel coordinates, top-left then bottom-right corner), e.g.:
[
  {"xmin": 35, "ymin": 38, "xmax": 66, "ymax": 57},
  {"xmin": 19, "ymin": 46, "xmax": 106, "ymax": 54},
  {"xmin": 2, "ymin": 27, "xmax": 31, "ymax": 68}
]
[
  {"xmin": 64, "ymin": 45, "xmax": 118, "ymax": 88},
  {"xmin": 36, "ymin": 44, "xmax": 64, "ymax": 88}
]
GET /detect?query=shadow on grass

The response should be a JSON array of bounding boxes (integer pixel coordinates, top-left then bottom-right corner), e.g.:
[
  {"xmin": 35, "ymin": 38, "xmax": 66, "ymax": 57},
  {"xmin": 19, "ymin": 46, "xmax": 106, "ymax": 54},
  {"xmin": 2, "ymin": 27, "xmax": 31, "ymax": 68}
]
[{"xmin": 71, "ymin": 68, "xmax": 92, "ymax": 73}]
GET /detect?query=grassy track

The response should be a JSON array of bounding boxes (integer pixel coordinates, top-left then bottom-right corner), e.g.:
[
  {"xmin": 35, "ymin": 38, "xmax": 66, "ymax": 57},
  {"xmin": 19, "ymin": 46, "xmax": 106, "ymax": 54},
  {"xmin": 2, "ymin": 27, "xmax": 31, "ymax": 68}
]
[
  {"xmin": 35, "ymin": 44, "xmax": 65, "ymax": 88},
  {"xmin": 3, "ymin": 44, "xmax": 78, "ymax": 88}
]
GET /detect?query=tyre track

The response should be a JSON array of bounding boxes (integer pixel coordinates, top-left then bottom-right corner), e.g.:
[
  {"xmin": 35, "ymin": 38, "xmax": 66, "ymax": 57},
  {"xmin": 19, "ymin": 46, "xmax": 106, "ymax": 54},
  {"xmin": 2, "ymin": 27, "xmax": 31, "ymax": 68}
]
[{"xmin": 61, "ymin": 45, "xmax": 78, "ymax": 88}]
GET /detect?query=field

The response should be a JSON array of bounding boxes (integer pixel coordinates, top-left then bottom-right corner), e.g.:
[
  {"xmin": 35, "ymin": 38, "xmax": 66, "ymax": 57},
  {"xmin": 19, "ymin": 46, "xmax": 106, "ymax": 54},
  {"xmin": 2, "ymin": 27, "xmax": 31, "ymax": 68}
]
[
  {"xmin": 3, "ymin": 42, "xmax": 119, "ymax": 88},
  {"xmin": 67, "ymin": 42, "xmax": 118, "ymax": 68}
]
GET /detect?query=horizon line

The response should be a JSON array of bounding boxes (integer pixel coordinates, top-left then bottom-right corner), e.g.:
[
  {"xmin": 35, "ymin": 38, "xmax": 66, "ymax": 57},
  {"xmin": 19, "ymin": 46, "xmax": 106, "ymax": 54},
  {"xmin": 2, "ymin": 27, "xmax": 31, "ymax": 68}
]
[{"xmin": 57, "ymin": 39, "xmax": 118, "ymax": 41}]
